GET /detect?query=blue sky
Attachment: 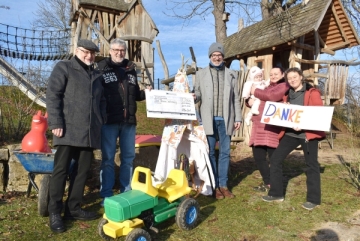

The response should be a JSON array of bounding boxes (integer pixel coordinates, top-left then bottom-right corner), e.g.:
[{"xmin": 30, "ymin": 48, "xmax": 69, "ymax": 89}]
[{"xmin": 0, "ymin": 0, "xmax": 358, "ymax": 88}]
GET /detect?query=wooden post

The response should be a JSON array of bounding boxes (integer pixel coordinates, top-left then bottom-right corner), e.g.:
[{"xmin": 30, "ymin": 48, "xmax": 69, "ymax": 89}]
[
  {"xmin": 70, "ymin": 21, "xmax": 76, "ymax": 54},
  {"xmin": 238, "ymin": 18, "xmax": 244, "ymax": 32},
  {"xmin": 294, "ymin": 36, "xmax": 304, "ymax": 69},
  {"xmin": 156, "ymin": 40, "xmax": 169, "ymax": 90},
  {"xmin": 314, "ymin": 30, "xmax": 320, "ymax": 85},
  {"xmin": 74, "ymin": 16, "xmax": 83, "ymax": 55},
  {"xmin": 239, "ymin": 59, "xmax": 249, "ymax": 145},
  {"xmin": 189, "ymin": 47, "xmax": 197, "ymax": 89}
]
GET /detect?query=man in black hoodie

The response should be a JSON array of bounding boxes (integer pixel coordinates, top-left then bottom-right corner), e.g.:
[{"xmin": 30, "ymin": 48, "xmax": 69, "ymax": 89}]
[{"xmin": 97, "ymin": 38, "xmax": 151, "ymax": 206}]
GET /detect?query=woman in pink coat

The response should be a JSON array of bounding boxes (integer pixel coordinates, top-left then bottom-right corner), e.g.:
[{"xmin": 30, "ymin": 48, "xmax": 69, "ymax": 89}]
[{"xmin": 246, "ymin": 66, "xmax": 289, "ymax": 192}]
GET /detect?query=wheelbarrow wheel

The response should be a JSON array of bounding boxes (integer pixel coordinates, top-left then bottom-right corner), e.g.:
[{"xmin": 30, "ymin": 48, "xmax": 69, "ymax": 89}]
[{"xmin": 38, "ymin": 174, "xmax": 51, "ymax": 217}]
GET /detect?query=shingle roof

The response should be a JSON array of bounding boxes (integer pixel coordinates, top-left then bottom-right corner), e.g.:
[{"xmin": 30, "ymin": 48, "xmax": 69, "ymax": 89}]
[
  {"xmin": 78, "ymin": 0, "xmax": 130, "ymax": 11},
  {"xmin": 224, "ymin": 0, "xmax": 332, "ymax": 59}
]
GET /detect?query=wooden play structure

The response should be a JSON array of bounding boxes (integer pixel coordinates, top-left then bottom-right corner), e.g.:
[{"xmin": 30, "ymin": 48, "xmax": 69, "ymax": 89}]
[
  {"xmin": 224, "ymin": 0, "xmax": 360, "ymax": 144},
  {"xmin": 70, "ymin": 0, "xmax": 159, "ymax": 86}
]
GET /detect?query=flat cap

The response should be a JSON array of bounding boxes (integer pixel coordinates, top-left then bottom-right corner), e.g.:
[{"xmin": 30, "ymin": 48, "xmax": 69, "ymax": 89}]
[{"xmin": 77, "ymin": 39, "xmax": 99, "ymax": 52}]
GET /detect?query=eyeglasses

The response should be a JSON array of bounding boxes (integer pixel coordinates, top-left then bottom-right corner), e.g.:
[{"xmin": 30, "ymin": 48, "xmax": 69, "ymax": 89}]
[
  {"xmin": 77, "ymin": 48, "xmax": 95, "ymax": 56},
  {"xmin": 211, "ymin": 54, "xmax": 223, "ymax": 58},
  {"xmin": 111, "ymin": 48, "xmax": 126, "ymax": 53}
]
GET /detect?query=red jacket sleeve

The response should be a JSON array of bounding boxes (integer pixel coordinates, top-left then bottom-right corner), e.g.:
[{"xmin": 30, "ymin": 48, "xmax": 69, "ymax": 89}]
[
  {"xmin": 254, "ymin": 82, "xmax": 289, "ymax": 102},
  {"xmin": 306, "ymin": 89, "xmax": 323, "ymax": 106}
]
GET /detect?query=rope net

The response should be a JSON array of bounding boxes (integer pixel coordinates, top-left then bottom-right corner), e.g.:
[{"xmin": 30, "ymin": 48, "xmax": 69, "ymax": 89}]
[{"xmin": 0, "ymin": 23, "xmax": 72, "ymax": 61}]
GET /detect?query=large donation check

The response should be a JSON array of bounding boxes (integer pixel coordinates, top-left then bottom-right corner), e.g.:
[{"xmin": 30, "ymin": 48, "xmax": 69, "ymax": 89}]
[{"xmin": 145, "ymin": 90, "xmax": 196, "ymax": 120}]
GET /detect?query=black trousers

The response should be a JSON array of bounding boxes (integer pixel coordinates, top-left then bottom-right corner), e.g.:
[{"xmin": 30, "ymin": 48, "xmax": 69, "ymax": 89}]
[
  {"xmin": 252, "ymin": 146, "xmax": 275, "ymax": 185},
  {"xmin": 268, "ymin": 135, "xmax": 321, "ymax": 204},
  {"xmin": 48, "ymin": 145, "xmax": 93, "ymax": 214}
]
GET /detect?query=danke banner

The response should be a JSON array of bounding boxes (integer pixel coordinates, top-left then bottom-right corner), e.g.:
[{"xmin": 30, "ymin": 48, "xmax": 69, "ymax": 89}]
[{"xmin": 260, "ymin": 101, "xmax": 334, "ymax": 131}]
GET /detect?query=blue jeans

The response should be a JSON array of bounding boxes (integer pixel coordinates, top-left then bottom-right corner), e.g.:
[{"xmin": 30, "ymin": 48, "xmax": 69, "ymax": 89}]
[
  {"xmin": 100, "ymin": 123, "xmax": 136, "ymax": 197},
  {"xmin": 206, "ymin": 118, "xmax": 231, "ymax": 188}
]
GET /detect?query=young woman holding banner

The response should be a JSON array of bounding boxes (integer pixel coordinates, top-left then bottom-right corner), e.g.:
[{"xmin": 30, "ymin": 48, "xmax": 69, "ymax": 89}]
[{"xmin": 262, "ymin": 67, "xmax": 326, "ymax": 210}]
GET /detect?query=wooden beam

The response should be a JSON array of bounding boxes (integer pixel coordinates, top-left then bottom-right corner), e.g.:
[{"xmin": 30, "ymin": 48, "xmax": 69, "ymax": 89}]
[
  {"xmin": 314, "ymin": 30, "xmax": 320, "ymax": 85},
  {"xmin": 328, "ymin": 41, "xmax": 350, "ymax": 50},
  {"xmin": 293, "ymin": 54, "xmax": 360, "ymax": 66},
  {"xmin": 304, "ymin": 73, "xmax": 329, "ymax": 78},
  {"xmin": 161, "ymin": 67, "xmax": 196, "ymax": 85},
  {"xmin": 320, "ymin": 48, "xmax": 335, "ymax": 55},
  {"xmin": 119, "ymin": 36, "xmax": 153, "ymax": 44},
  {"xmin": 79, "ymin": 8, "xmax": 110, "ymax": 48},
  {"xmin": 155, "ymin": 40, "xmax": 169, "ymax": 81},
  {"xmin": 132, "ymin": 62, "xmax": 154, "ymax": 68},
  {"xmin": 74, "ymin": 15, "xmax": 83, "ymax": 53},
  {"xmin": 315, "ymin": 31, "xmax": 326, "ymax": 47},
  {"xmin": 79, "ymin": 4, "xmax": 121, "ymax": 15},
  {"xmin": 291, "ymin": 42, "xmax": 315, "ymax": 51}
]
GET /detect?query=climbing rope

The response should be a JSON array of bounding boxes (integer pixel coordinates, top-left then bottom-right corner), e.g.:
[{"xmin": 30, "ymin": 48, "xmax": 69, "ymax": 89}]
[{"xmin": 0, "ymin": 23, "xmax": 71, "ymax": 61}]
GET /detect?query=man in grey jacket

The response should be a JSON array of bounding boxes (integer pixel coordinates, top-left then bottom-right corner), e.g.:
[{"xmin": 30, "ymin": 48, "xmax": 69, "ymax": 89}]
[
  {"xmin": 194, "ymin": 42, "xmax": 242, "ymax": 199},
  {"xmin": 46, "ymin": 39, "xmax": 106, "ymax": 233}
]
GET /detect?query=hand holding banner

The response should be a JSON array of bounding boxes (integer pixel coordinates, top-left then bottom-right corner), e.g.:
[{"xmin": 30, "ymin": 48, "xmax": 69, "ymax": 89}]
[{"xmin": 260, "ymin": 101, "xmax": 334, "ymax": 131}]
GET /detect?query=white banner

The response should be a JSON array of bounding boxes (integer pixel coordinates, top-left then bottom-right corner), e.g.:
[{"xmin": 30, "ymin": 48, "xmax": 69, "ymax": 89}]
[
  {"xmin": 260, "ymin": 101, "xmax": 334, "ymax": 131},
  {"xmin": 145, "ymin": 90, "xmax": 196, "ymax": 120}
]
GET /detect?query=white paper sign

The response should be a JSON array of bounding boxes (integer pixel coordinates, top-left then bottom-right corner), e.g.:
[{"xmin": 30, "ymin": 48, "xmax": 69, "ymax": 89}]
[
  {"xmin": 260, "ymin": 101, "xmax": 334, "ymax": 131},
  {"xmin": 145, "ymin": 90, "xmax": 196, "ymax": 120}
]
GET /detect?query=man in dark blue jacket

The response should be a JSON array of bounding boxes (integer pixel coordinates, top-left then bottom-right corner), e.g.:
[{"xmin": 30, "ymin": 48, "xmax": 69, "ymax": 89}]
[{"xmin": 97, "ymin": 38, "xmax": 151, "ymax": 206}]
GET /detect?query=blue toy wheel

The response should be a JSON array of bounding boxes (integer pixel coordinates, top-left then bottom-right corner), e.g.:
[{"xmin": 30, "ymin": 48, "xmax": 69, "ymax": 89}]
[
  {"xmin": 125, "ymin": 228, "xmax": 151, "ymax": 241},
  {"xmin": 185, "ymin": 205, "xmax": 197, "ymax": 224},
  {"xmin": 176, "ymin": 198, "xmax": 200, "ymax": 230}
]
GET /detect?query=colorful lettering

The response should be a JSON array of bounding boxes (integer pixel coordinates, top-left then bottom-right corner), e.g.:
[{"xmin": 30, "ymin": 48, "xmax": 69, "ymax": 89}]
[
  {"xmin": 264, "ymin": 104, "xmax": 276, "ymax": 116},
  {"xmin": 294, "ymin": 110, "xmax": 303, "ymax": 123}
]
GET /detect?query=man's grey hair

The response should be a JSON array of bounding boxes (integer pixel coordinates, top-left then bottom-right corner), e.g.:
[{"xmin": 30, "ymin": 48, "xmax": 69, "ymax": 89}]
[{"xmin": 110, "ymin": 38, "xmax": 127, "ymax": 50}]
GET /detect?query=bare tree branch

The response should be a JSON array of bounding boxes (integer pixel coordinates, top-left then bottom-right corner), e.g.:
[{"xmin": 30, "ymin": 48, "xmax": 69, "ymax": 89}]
[
  {"xmin": 351, "ymin": 0, "xmax": 360, "ymax": 13},
  {"xmin": 31, "ymin": 0, "xmax": 71, "ymax": 31}
]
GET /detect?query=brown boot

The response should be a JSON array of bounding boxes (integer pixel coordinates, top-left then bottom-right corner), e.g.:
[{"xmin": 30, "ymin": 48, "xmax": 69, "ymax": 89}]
[
  {"xmin": 215, "ymin": 188, "xmax": 225, "ymax": 199},
  {"xmin": 219, "ymin": 187, "xmax": 235, "ymax": 198}
]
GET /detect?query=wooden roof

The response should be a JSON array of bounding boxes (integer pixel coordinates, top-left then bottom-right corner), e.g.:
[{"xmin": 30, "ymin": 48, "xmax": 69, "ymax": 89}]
[
  {"xmin": 224, "ymin": 0, "xmax": 360, "ymax": 60},
  {"xmin": 78, "ymin": 0, "xmax": 130, "ymax": 11}
]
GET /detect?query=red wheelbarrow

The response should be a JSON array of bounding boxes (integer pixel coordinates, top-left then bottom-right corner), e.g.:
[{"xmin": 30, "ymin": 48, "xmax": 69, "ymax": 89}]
[{"xmin": 12, "ymin": 150, "xmax": 74, "ymax": 217}]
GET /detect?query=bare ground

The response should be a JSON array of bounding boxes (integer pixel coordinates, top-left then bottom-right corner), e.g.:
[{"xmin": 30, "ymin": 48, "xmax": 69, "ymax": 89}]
[{"xmin": 230, "ymin": 123, "xmax": 360, "ymax": 241}]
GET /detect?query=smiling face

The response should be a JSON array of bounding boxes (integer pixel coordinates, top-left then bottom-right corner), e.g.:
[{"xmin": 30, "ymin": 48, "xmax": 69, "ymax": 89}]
[
  {"xmin": 286, "ymin": 70, "xmax": 304, "ymax": 91},
  {"xmin": 109, "ymin": 43, "xmax": 126, "ymax": 63},
  {"xmin": 75, "ymin": 48, "xmax": 95, "ymax": 65},
  {"xmin": 269, "ymin": 67, "xmax": 284, "ymax": 83},
  {"xmin": 210, "ymin": 51, "xmax": 224, "ymax": 66}
]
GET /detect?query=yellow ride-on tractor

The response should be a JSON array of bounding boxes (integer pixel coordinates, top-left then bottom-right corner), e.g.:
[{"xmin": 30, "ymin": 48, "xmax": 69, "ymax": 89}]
[{"xmin": 98, "ymin": 166, "xmax": 200, "ymax": 241}]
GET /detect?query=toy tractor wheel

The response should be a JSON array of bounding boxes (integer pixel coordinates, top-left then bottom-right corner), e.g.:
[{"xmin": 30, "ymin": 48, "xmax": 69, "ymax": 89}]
[
  {"xmin": 125, "ymin": 228, "xmax": 151, "ymax": 241},
  {"xmin": 176, "ymin": 198, "xmax": 200, "ymax": 230},
  {"xmin": 38, "ymin": 174, "xmax": 50, "ymax": 217},
  {"xmin": 98, "ymin": 218, "xmax": 114, "ymax": 241}
]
